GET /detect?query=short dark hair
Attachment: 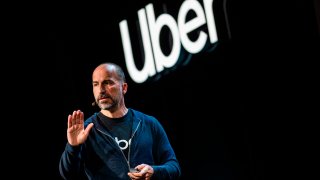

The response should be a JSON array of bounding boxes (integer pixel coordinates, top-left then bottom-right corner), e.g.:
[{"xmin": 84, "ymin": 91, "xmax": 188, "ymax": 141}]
[{"xmin": 100, "ymin": 62, "xmax": 126, "ymax": 82}]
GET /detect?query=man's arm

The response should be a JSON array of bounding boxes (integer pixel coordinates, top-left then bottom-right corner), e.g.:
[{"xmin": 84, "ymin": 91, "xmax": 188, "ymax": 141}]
[
  {"xmin": 59, "ymin": 143, "xmax": 84, "ymax": 180},
  {"xmin": 60, "ymin": 110, "xmax": 93, "ymax": 180},
  {"xmin": 151, "ymin": 120, "xmax": 181, "ymax": 179}
]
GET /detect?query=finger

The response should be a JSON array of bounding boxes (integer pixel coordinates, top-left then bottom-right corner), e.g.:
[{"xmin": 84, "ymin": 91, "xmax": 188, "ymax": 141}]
[
  {"xmin": 79, "ymin": 110, "xmax": 84, "ymax": 125},
  {"xmin": 145, "ymin": 174, "xmax": 152, "ymax": 178},
  {"xmin": 140, "ymin": 166, "xmax": 148, "ymax": 174},
  {"xmin": 127, "ymin": 173, "xmax": 138, "ymax": 179},
  {"xmin": 72, "ymin": 110, "xmax": 77, "ymax": 126},
  {"xmin": 84, "ymin": 123, "xmax": 94, "ymax": 136},
  {"xmin": 135, "ymin": 164, "xmax": 146, "ymax": 171},
  {"xmin": 75, "ymin": 110, "xmax": 81, "ymax": 125},
  {"xmin": 67, "ymin": 114, "xmax": 72, "ymax": 128}
]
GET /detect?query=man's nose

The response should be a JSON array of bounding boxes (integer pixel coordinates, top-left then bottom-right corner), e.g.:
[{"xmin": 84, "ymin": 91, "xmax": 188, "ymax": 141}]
[{"xmin": 99, "ymin": 85, "xmax": 106, "ymax": 93}]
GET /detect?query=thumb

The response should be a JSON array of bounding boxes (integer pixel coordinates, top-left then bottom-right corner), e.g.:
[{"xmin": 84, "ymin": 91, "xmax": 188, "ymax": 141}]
[{"xmin": 84, "ymin": 123, "xmax": 94, "ymax": 136}]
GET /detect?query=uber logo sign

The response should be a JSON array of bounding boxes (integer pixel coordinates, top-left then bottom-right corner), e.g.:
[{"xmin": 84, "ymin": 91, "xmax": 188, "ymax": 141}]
[{"xmin": 120, "ymin": 0, "xmax": 218, "ymax": 83}]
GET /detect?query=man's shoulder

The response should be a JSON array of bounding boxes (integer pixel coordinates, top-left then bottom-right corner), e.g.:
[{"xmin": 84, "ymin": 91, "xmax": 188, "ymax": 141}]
[
  {"xmin": 130, "ymin": 108, "xmax": 158, "ymax": 122},
  {"xmin": 84, "ymin": 112, "xmax": 99, "ymax": 125},
  {"xmin": 130, "ymin": 108, "xmax": 149, "ymax": 116}
]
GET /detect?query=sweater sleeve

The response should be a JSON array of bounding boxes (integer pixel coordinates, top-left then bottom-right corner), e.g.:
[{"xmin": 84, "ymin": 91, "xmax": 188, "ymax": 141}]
[
  {"xmin": 59, "ymin": 143, "xmax": 84, "ymax": 180},
  {"xmin": 151, "ymin": 119, "xmax": 181, "ymax": 179}
]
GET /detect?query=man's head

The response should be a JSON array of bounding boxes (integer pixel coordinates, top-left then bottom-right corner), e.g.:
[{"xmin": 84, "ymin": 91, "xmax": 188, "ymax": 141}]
[{"xmin": 92, "ymin": 63, "xmax": 128, "ymax": 112}]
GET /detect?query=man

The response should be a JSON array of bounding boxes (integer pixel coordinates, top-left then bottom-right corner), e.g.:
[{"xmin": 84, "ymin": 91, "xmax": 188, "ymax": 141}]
[{"xmin": 59, "ymin": 62, "xmax": 181, "ymax": 179}]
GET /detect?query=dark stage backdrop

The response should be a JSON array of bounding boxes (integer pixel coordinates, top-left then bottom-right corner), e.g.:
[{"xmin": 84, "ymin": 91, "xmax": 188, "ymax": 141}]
[{"xmin": 21, "ymin": 0, "xmax": 318, "ymax": 179}]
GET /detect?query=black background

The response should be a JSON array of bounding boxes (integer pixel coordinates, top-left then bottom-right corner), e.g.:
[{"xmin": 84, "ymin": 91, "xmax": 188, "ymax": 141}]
[{"xmin": 6, "ymin": 0, "xmax": 319, "ymax": 179}]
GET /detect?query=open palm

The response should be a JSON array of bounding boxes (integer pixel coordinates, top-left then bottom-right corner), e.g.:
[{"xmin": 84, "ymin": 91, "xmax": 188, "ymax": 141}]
[{"xmin": 67, "ymin": 110, "xmax": 94, "ymax": 146}]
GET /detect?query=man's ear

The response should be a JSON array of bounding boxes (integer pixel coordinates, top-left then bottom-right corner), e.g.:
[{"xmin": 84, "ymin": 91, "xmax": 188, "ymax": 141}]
[{"xmin": 122, "ymin": 83, "xmax": 128, "ymax": 95}]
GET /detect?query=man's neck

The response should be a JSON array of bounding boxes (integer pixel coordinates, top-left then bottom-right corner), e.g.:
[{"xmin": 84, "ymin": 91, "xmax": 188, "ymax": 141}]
[{"xmin": 101, "ymin": 107, "xmax": 128, "ymax": 118}]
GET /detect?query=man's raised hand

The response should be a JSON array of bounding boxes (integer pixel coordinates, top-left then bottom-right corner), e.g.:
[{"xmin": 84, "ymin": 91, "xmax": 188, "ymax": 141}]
[{"xmin": 67, "ymin": 110, "xmax": 94, "ymax": 146}]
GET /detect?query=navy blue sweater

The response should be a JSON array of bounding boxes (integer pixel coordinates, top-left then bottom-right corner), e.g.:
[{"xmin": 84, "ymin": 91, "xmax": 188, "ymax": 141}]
[{"xmin": 59, "ymin": 109, "xmax": 181, "ymax": 179}]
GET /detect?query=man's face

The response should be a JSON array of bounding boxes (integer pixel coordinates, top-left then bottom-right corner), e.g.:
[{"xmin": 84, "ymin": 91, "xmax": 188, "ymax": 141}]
[{"xmin": 92, "ymin": 66, "xmax": 126, "ymax": 111}]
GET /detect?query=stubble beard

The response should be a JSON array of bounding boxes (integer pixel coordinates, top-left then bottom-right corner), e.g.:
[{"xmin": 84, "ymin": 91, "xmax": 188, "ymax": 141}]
[
  {"xmin": 99, "ymin": 98, "xmax": 118, "ymax": 112},
  {"xmin": 99, "ymin": 101, "xmax": 114, "ymax": 110}
]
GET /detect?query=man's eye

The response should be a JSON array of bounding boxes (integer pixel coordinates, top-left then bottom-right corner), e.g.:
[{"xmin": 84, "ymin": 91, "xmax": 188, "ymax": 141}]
[{"xmin": 104, "ymin": 81, "xmax": 112, "ymax": 85}]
